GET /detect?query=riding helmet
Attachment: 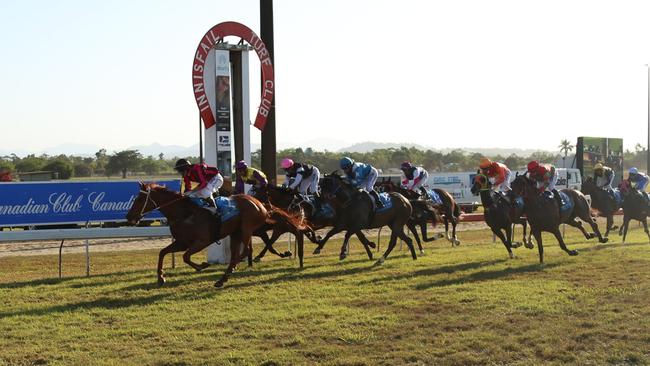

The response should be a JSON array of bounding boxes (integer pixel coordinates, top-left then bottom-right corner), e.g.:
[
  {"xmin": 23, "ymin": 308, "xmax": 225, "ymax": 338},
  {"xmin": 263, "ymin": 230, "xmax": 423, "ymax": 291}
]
[
  {"xmin": 281, "ymin": 158, "xmax": 294, "ymax": 169},
  {"xmin": 174, "ymin": 159, "xmax": 191, "ymax": 172},
  {"xmin": 340, "ymin": 157, "xmax": 354, "ymax": 170},
  {"xmin": 594, "ymin": 163, "xmax": 604, "ymax": 172},
  {"xmin": 629, "ymin": 167, "xmax": 639, "ymax": 175},
  {"xmin": 479, "ymin": 157, "xmax": 492, "ymax": 169},
  {"xmin": 400, "ymin": 161, "xmax": 413, "ymax": 170},
  {"xmin": 527, "ymin": 160, "xmax": 539, "ymax": 172},
  {"xmin": 235, "ymin": 160, "xmax": 248, "ymax": 171}
]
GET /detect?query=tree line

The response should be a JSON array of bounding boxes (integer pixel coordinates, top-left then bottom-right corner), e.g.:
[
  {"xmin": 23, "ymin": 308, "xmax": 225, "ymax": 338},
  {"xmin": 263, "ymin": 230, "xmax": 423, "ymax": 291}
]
[{"xmin": 0, "ymin": 143, "xmax": 647, "ymax": 180}]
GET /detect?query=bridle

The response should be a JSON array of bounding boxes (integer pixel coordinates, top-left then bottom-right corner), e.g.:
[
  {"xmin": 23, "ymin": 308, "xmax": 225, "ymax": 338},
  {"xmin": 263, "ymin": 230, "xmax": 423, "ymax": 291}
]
[{"xmin": 135, "ymin": 187, "xmax": 183, "ymax": 220}]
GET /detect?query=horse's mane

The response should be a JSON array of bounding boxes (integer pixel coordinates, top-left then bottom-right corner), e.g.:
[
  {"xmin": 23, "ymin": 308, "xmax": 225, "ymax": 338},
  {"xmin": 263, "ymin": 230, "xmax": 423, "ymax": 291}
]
[{"xmin": 143, "ymin": 182, "xmax": 182, "ymax": 198}]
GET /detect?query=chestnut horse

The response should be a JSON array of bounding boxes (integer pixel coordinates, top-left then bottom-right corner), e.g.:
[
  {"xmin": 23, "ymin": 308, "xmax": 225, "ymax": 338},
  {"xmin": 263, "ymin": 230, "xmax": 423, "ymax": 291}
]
[
  {"xmin": 125, "ymin": 182, "xmax": 304, "ymax": 288},
  {"xmin": 618, "ymin": 180, "xmax": 650, "ymax": 243},
  {"xmin": 314, "ymin": 174, "xmax": 416, "ymax": 265},
  {"xmin": 510, "ymin": 175, "xmax": 607, "ymax": 263}
]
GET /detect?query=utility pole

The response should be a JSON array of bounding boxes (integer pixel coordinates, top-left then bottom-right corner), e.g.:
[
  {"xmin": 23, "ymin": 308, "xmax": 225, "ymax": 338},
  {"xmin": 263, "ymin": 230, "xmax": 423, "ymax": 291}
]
[
  {"xmin": 260, "ymin": 0, "xmax": 277, "ymax": 182},
  {"xmin": 647, "ymin": 65, "xmax": 650, "ymax": 174}
]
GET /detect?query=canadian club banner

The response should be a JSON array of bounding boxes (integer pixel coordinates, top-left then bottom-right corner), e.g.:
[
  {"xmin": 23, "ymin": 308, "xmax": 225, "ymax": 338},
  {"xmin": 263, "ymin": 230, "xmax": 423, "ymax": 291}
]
[{"xmin": 192, "ymin": 21, "xmax": 274, "ymax": 131}]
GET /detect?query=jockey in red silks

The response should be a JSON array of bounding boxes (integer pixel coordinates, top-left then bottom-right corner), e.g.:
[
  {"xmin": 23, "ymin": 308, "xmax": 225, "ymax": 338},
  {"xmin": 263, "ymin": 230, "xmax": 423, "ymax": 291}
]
[
  {"xmin": 478, "ymin": 158, "xmax": 511, "ymax": 192},
  {"xmin": 174, "ymin": 159, "xmax": 224, "ymax": 207},
  {"xmin": 527, "ymin": 160, "xmax": 565, "ymax": 208}
]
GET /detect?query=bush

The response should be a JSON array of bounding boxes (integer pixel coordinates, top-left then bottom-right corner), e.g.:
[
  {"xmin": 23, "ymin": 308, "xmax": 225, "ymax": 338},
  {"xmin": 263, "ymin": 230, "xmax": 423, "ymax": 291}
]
[{"xmin": 43, "ymin": 160, "xmax": 74, "ymax": 179}]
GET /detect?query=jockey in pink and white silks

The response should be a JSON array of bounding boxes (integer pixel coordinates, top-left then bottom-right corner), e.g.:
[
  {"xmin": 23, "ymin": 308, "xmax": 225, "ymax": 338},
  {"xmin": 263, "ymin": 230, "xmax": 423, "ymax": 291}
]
[
  {"xmin": 400, "ymin": 161, "xmax": 429, "ymax": 194},
  {"xmin": 340, "ymin": 157, "xmax": 383, "ymax": 209},
  {"xmin": 281, "ymin": 158, "xmax": 320, "ymax": 195}
]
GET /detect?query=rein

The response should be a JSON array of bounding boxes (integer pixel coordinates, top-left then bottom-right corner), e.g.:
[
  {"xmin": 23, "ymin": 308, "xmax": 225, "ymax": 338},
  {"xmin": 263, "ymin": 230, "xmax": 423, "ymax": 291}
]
[{"xmin": 136, "ymin": 188, "xmax": 184, "ymax": 219}]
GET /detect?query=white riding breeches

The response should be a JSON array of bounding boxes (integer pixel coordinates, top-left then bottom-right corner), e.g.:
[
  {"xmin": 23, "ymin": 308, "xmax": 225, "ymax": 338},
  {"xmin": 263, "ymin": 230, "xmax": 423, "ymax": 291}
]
[
  {"xmin": 359, "ymin": 167, "xmax": 379, "ymax": 193},
  {"xmin": 187, "ymin": 174, "xmax": 224, "ymax": 199}
]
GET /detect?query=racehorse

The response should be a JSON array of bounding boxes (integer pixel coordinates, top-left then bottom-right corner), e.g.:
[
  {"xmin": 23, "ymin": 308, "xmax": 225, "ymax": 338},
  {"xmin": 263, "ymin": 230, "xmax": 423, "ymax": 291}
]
[
  {"xmin": 313, "ymin": 174, "xmax": 416, "ymax": 265},
  {"xmin": 375, "ymin": 179, "xmax": 444, "ymax": 254},
  {"xmin": 377, "ymin": 178, "xmax": 461, "ymax": 247},
  {"xmin": 617, "ymin": 180, "xmax": 650, "ymax": 243},
  {"xmin": 581, "ymin": 176, "xmax": 620, "ymax": 237},
  {"xmin": 510, "ymin": 175, "xmax": 607, "ymax": 263},
  {"xmin": 255, "ymin": 185, "xmax": 379, "ymax": 261},
  {"xmin": 470, "ymin": 173, "xmax": 531, "ymax": 259},
  {"xmin": 125, "ymin": 182, "xmax": 305, "ymax": 287}
]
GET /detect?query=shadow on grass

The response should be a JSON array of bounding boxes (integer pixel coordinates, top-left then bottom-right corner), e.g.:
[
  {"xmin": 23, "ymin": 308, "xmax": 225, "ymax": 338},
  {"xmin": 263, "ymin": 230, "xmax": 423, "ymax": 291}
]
[
  {"xmin": 0, "ymin": 268, "xmax": 156, "ymax": 289},
  {"xmin": 0, "ymin": 293, "xmax": 169, "ymax": 318},
  {"xmin": 579, "ymin": 241, "xmax": 649, "ymax": 252},
  {"xmin": 414, "ymin": 262, "xmax": 561, "ymax": 290}
]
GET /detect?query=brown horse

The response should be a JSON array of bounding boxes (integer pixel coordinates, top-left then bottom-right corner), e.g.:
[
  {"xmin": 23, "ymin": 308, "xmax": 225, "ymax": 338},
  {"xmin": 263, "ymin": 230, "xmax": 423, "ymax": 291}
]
[
  {"xmin": 510, "ymin": 175, "xmax": 607, "ymax": 263},
  {"xmin": 125, "ymin": 182, "xmax": 304, "ymax": 287},
  {"xmin": 314, "ymin": 174, "xmax": 416, "ymax": 265},
  {"xmin": 377, "ymin": 178, "xmax": 461, "ymax": 246},
  {"xmin": 581, "ymin": 177, "xmax": 621, "ymax": 237},
  {"xmin": 618, "ymin": 180, "xmax": 650, "ymax": 243}
]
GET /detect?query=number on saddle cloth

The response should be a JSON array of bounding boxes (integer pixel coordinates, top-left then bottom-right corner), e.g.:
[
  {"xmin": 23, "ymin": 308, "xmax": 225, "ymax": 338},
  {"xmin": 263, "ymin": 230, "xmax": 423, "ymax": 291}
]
[
  {"xmin": 375, "ymin": 192, "xmax": 394, "ymax": 212},
  {"xmin": 215, "ymin": 196, "xmax": 240, "ymax": 222},
  {"xmin": 424, "ymin": 189, "xmax": 443, "ymax": 205}
]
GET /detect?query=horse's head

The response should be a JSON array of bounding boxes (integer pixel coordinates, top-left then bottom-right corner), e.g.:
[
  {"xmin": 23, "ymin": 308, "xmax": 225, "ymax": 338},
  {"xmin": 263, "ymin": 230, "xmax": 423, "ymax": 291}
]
[
  {"xmin": 320, "ymin": 174, "xmax": 352, "ymax": 202},
  {"xmin": 510, "ymin": 175, "xmax": 535, "ymax": 198},
  {"xmin": 375, "ymin": 178, "xmax": 396, "ymax": 193},
  {"xmin": 266, "ymin": 185, "xmax": 296, "ymax": 207},
  {"xmin": 125, "ymin": 182, "xmax": 178, "ymax": 225},
  {"xmin": 470, "ymin": 173, "xmax": 491, "ymax": 195}
]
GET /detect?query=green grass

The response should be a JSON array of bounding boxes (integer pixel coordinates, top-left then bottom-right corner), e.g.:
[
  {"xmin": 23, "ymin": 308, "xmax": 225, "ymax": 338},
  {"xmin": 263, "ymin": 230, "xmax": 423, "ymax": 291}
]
[{"xmin": 1, "ymin": 224, "xmax": 649, "ymax": 366}]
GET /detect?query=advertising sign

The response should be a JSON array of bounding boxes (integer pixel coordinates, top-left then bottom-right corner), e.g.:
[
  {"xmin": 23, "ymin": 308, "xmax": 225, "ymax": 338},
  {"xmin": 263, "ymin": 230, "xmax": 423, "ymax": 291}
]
[
  {"xmin": 0, "ymin": 180, "xmax": 181, "ymax": 226},
  {"xmin": 577, "ymin": 137, "xmax": 624, "ymax": 185}
]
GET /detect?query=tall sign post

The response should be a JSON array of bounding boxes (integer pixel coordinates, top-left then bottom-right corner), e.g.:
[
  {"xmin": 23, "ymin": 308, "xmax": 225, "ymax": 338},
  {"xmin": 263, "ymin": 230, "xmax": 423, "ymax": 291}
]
[
  {"xmin": 260, "ymin": 0, "xmax": 277, "ymax": 183},
  {"xmin": 191, "ymin": 22, "xmax": 274, "ymax": 263}
]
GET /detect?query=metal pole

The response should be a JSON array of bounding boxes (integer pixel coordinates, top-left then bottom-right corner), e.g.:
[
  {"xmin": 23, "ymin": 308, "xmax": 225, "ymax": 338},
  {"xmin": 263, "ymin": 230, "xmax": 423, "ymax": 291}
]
[
  {"xmin": 199, "ymin": 112, "xmax": 204, "ymax": 163},
  {"xmin": 85, "ymin": 239, "xmax": 90, "ymax": 277},
  {"xmin": 171, "ymin": 252, "xmax": 176, "ymax": 269},
  {"xmin": 58, "ymin": 239, "xmax": 65, "ymax": 278},
  {"xmin": 647, "ymin": 64, "xmax": 650, "ymax": 174},
  {"xmin": 260, "ymin": 0, "xmax": 277, "ymax": 182}
]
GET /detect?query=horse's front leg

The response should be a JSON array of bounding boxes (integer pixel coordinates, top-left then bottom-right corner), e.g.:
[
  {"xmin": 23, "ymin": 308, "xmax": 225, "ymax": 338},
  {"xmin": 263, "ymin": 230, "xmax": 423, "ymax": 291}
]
[
  {"xmin": 157, "ymin": 241, "xmax": 186, "ymax": 286},
  {"xmin": 215, "ymin": 231, "xmax": 244, "ymax": 288},
  {"xmin": 313, "ymin": 225, "xmax": 344, "ymax": 254}
]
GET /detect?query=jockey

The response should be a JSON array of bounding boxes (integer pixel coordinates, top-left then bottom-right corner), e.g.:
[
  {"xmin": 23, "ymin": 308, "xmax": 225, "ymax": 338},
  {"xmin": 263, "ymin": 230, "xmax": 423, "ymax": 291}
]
[
  {"xmin": 174, "ymin": 159, "xmax": 223, "ymax": 208},
  {"xmin": 593, "ymin": 163, "xmax": 615, "ymax": 192},
  {"xmin": 234, "ymin": 160, "xmax": 268, "ymax": 195},
  {"xmin": 527, "ymin": 160, "xmax": 564, "ymax": 208},
  {"xmin": 340, "ymin": 157, "xmax": 383, "ymax": 209},
  {"xmin": 628, "ymin": 167, "xmax": 650, "ymax": 201},
  {"xmin": 281, "ymin": 158, "xmax": 320, "ymax": 195},
  {"xmin": 400, "ymin": 161, "xmax": 429, "ymax": 195},
  {"xmin": 478, "ymin": 158, "xmax": 511, "ymax": 192}
]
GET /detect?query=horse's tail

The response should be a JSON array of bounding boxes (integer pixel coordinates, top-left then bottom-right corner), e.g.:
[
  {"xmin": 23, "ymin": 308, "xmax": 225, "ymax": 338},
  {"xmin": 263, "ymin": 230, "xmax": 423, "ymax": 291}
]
[
  {"xmin": 434, "ymin": 188, "xmax": 461, "ymax": 219},
  {"xmin": 265, "ymin": 204, "xmax": 313, "ymax": 234}
]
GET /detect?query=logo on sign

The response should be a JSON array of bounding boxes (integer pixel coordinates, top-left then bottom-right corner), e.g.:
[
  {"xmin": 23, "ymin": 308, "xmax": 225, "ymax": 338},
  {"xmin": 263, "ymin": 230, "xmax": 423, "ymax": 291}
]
[{"xmin": 217, "ymin": 132, "xmax": 230, "ymax": 150}]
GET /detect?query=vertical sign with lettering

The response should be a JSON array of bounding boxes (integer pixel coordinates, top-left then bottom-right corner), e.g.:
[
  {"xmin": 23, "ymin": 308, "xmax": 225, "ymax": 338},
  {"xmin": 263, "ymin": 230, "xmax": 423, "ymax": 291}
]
[{"xmin": 215, "ymin": 49, "xmax": 232, "ymax": 176}]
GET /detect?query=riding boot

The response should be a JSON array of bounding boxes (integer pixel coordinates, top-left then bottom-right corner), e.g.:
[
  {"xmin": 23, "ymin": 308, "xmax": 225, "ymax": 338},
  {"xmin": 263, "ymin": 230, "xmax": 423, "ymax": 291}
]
[
  {"xmin": 420, "ymin": 186, "xmax": 428, "ymax": 199},
  {"xmin": 312, "ymin": 192, "xmax": 323, "ymax": 215},
  {"xmin": 643, "ymin": 191, "xmax": 650, "ymax": 203},
  {"xmin": 369, "ymin": 190, "xmax": 384, "ymax": 209},
  {"xmin": 204, "ymin": 196, "xmax": 217, "ymax": 208}
]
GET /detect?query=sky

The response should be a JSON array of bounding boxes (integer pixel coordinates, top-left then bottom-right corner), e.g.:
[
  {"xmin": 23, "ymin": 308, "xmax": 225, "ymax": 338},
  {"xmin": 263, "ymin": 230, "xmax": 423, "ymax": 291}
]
[{"xmin": 1, "ymin": 0, "xmax": 650, "ymax": 155}]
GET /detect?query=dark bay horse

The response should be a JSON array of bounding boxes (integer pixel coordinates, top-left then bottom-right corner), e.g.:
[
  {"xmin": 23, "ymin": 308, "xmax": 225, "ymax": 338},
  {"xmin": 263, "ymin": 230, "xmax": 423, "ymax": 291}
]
[
  {"xmin": 510, "ymin": 176, "xmax": 607, "ymax": 263},
  {"xmin": 375, "ymin": 180, "xmax": 444, "ymax": 254},
  {"xmin": 581, "ymin": 177, "xmax": 620, "ymax": 237},
  {"xmin": 314, "ymin": 174, "xmax": 416, "ymax": 265},
  {"xmin": 125, "ymin": 182, "xmax": 305, "ymax": 287},
  {"xmin": 377, "ymin": 178, "xmax": 460, "ymax": 247},
  {"xmin": 618, "ymin": 180, "xmax": 650, "ymax": 243},
  {"xmin": 255, "ymin": 185, "xmax": 379, "ymax": 261},
  {"xmin": 470, "ymin": 173, "xmax": 530, "ymax": 259}
]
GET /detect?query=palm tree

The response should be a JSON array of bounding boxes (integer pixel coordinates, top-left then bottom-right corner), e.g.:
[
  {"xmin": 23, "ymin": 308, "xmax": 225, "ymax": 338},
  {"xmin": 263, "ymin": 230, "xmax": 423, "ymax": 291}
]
[{"xmin": 559, "ymin": 139, "xmax": 575, "ymax": 168}]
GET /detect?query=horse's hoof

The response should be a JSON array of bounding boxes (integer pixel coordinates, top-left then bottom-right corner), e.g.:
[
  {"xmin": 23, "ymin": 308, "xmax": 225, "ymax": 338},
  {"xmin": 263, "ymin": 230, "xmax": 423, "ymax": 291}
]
[
  {"xmin": 569, "ymin": 250, "xmax": 579, "ymax": 256},
  {"xmin": 339, "ymin": 252, "xmax": 347, "ymax": 261},
  {"xmin": 600, "ymin": 237, "xmax": 609, "ymax": 244},
  {"xmin": 367, "ymin": 242, "xmax": 376, "ymax": 249},
  {"xmin": 419, "ymin": 250, "xmax": 425, "ymax": 256},
  {"xmin": 611, "ymin": 225, "xmax": 619, "ymax": 231},
  {"xmin": 282, "ymin": 251, "xmax": 293, "ymax": 258},
  {"xmin": 214, "ymin": 281, "xmax": 224, "ymax": 288},
  {"xmin": 157, "ymin": 277, "xmax": 166, "ymax": 286},
  {"xmin": 524, "ymin": 242, "xmax": 534, "ymax": 250},
  {"xmin": 312, "ymin": 248, "xmax": 321, "ymax": 255},
  {"xmin": 508, "ymin": 252, "xmax": 515, "ymax": 259},
  {"xmin": 373, "ymin": 257, "xmax": 385, "ymax": 266},
  {"xmin": 436, "ymin": 233, "xmax": 445, "ymax": 239},
  {"xmin": 587, "ymin": 233, "xmax": 596, "ymax": 239},
  {"xmin": 253, "ymin": 256, "xmax": 262, "ymax": 263},
  {"xmin": 511, "ymin": 242, "xmax": 522, "ymax": 248}
]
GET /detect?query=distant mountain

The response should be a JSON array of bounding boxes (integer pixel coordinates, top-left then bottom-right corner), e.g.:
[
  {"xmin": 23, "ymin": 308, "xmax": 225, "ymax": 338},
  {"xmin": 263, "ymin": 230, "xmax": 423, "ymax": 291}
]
[
  {"xmin": 439, "ymin": 147, "xmax": 554, "ymax": 157},
  {"xmin": 125, "ymin": 143, "xmax": 200, "ymax": 158},
  {"xmin": 338, "ymin": 141, "xmax": 429, "ymax": 153}
]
